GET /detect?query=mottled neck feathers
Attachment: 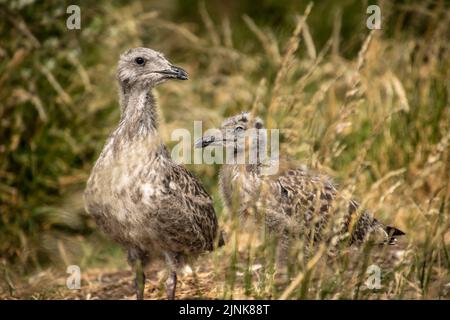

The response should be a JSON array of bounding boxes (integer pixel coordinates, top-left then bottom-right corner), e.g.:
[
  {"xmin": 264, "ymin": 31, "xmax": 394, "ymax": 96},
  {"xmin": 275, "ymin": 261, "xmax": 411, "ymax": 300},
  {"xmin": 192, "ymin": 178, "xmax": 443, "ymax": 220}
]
[{"xmin": 112, "ymin": 83, "xmax": 160, "ymax": 154}]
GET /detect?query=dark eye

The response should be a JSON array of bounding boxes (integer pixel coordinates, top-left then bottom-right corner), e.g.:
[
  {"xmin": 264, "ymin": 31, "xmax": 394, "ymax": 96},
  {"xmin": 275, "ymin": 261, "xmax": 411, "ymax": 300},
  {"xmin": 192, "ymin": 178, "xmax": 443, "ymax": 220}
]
[
  {"xmin": 235, "ymin": 126, "xmax": 245, "ymax": 133},
  {"xmin": 135, "ymin": 57, "xmax": 145, "ymax": 65}
]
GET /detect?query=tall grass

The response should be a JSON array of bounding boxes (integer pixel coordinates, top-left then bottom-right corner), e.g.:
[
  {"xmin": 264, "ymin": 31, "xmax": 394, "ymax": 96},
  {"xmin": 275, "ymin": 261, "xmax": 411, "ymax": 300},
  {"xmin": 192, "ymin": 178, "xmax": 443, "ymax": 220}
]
[{"xmin": 0, "ymin": 0, "xmax": 448, "ymax": 299}]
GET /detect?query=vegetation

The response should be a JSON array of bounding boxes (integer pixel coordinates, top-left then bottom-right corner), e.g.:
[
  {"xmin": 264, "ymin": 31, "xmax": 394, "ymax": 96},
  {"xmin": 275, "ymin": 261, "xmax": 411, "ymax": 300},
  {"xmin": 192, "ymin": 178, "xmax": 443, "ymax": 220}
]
[{"xmin": 0, "ymin": 0, "xmax": 448, "ymax": 299}]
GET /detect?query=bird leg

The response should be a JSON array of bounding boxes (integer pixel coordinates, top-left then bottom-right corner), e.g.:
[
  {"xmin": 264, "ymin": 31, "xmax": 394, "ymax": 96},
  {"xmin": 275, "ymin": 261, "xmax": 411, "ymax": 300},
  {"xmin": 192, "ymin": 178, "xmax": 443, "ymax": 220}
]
[
  {"xmin": 164, "ymin": 253, "xmax": 182, "ymax": 300},
  {"xmin": 276, "ymin": 232, "xmax": 290, "ymax": 269},
  {"xmin": 165, "ymin": 271, "xmax": 177, "ymax": 300},
  {"xmin": 268, "ymin": 230, "xmax": 290, "ymax": 284},
  {"xmin": 134, "ymin": 258, "xmax": 146, "ymax": 300},
  {"xmin": 128, "ymin": 249, "xmax": 148, "ymax": 300}
]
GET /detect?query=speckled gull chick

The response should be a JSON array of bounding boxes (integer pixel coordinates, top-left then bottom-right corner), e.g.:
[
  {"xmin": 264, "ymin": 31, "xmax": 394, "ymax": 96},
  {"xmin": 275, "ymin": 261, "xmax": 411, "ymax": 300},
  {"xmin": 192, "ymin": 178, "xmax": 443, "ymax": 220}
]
[
  {"xmin": 196, "ymin": 112, "xmax": 404, "ymax": 261},
  {"xmin": 84, "ymin": 48, "xmax": 223, "ymax": 300}
]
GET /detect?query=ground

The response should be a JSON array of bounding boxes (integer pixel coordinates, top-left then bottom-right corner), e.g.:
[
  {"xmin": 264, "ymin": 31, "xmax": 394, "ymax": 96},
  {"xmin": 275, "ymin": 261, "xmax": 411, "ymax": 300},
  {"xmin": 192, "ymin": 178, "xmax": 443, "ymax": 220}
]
[{"xmin": 4, "ymin": 236, "xmax": 442, "ymax": 300}]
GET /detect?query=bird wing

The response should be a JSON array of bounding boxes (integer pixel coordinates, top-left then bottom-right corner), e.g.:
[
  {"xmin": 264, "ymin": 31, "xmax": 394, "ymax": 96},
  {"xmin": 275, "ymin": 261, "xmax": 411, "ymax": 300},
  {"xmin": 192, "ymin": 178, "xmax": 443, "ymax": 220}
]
[
  {"xmin": 152, "ymin": 161, "xmax": 220, "ymax": 254},
  {"xmin": 261, "ymin": 167, "xmax": 340, "ymax": 239},
  {"xmin": 273, "ymin": 168, "xmax": 403, "ymax": 245},
  {"xmin": 274, "ymin": 168, "xmax": 337, "ymax": 205}
]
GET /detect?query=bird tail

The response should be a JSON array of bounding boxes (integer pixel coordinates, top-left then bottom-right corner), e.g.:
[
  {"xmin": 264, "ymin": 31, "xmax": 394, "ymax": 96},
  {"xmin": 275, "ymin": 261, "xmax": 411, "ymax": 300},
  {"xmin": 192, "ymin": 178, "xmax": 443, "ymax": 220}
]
[{"xmin": 384, "ymin": 225, "xmax": 405, "ymax": 245}]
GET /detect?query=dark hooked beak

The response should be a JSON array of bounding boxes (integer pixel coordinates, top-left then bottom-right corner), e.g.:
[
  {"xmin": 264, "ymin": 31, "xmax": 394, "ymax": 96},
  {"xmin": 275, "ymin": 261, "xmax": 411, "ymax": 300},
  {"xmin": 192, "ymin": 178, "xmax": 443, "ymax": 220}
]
[
  {"xmin": 157, "ymin": 65, "xmax": 188, "ymax": 80},
  {"xmin": 195, "ymin": 135, "xmax": 216, "ymax": 148}
]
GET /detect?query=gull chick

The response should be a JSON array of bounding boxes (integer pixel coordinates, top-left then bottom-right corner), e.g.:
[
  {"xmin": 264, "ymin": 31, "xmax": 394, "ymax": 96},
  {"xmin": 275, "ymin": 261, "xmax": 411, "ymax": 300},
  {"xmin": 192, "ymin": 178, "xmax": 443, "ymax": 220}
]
[
  {"xmin": 196, "ymin": 112, "xmax": 404, "ymax": 260},
  {"xmin": 85, "ymin": 48, "xmax": 223, "ymax": 300}
]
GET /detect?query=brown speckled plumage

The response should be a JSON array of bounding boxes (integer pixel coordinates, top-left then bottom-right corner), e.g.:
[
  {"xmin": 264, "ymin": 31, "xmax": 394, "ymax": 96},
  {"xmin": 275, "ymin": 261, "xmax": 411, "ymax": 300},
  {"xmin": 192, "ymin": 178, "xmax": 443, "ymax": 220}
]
[
  {"xmin": 198, "ymin": 112, "xmax": 404, "ymax": 261},
  {"xmin": 84, "ymin": 48, "xmax": 222, "ymax": 300}
]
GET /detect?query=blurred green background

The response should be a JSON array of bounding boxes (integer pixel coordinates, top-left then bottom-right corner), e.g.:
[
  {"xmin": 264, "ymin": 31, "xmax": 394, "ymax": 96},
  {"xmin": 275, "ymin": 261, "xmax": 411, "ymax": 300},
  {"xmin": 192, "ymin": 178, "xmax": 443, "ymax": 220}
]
[{"xmin": 0, "ymin": 0, "xmax": 448, "ymax": 286}]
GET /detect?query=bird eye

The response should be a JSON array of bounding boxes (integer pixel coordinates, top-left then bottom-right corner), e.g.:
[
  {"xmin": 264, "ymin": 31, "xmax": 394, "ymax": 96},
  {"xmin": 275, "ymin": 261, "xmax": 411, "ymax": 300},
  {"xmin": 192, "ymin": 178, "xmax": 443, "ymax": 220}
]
[
  {"xmin": 235, "ymin": 126, "xmax": 245, "ymax": 133},
  {"xmin": 134, "ymin": 57, "xmax": 145, "ymax": 65}
]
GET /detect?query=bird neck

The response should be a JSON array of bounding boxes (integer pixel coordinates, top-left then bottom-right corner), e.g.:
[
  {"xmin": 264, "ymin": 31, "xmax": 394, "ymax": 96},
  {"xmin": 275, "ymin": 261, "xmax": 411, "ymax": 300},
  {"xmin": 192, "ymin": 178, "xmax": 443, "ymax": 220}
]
[
  {"xmin": 222, "ymin": 140, "xmax": 269, "ymax": 178},
  {"xmin": 118, "ymin": 83, "xmax": 159, "ymax": 137},
  {"xmin": 223, "ymin": 162, "xmax": 260, "ymax": 176}
]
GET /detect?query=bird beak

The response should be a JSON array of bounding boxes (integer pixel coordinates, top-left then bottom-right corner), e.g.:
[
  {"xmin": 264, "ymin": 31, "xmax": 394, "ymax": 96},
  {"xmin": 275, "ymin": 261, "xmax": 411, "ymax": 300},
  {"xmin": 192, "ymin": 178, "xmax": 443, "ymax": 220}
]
[
  {"xmin": 195, "ymin": 135, "xmax": 221, "ymax": 148},
  {"xmin": 156, "ymin": 65, "xmax": 188, "ymax": 80}
]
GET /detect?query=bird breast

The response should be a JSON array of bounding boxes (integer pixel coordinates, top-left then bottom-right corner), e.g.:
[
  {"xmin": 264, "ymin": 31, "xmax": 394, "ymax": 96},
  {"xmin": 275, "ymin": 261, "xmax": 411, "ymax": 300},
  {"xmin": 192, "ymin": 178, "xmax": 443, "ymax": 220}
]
[
  {"xmin": 219, "ymin": 164, "xmax": 263, "ymax": 212},
  {"xmin": 84, "ymin": 135, "xmax": 169, "ymax": 244}
]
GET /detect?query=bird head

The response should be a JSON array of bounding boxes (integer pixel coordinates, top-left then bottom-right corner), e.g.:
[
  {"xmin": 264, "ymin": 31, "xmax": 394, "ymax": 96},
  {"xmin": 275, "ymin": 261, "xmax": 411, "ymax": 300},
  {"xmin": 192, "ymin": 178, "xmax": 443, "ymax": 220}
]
[
  {"xmin": 117, "ymin": 47, "xmax": 188, "ymax": 88},
  {"xmin": 195, "ymin": 112, "xmax": 265, "ymax": 154}
]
